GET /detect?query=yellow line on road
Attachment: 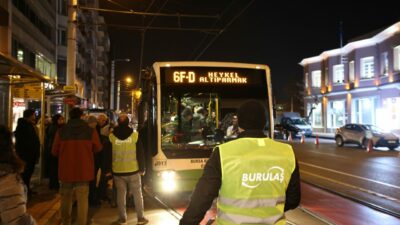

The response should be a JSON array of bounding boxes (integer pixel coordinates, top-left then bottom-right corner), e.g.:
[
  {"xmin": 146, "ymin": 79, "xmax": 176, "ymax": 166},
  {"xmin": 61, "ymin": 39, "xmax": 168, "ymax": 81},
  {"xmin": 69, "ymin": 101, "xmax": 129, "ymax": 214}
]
[
  {"xmin": 299, "ymin": 161, "xmax": 400, "ymax": 190},
  {"xmin": 300, "ymin": 170, "xmax": 400, "ymax": 204}
]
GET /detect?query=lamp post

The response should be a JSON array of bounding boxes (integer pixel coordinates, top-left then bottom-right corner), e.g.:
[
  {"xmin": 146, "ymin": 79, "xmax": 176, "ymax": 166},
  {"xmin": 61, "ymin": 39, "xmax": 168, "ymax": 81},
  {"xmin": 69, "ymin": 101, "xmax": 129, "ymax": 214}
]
[
  {"xmin": 110, "ymin": 58, "xmax": 130, "ymax": 110},
  {"xmin": 116, "ymin": 76, "xmax": 133, "ymax": 112}
]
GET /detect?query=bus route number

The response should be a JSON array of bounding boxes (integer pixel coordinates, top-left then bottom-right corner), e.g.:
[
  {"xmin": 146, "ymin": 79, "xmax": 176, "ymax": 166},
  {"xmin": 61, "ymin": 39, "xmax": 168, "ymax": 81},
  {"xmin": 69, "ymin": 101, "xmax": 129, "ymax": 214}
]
[{"xmin": 173, "ymin": 71, "xmax": 196, "ymax": 83}]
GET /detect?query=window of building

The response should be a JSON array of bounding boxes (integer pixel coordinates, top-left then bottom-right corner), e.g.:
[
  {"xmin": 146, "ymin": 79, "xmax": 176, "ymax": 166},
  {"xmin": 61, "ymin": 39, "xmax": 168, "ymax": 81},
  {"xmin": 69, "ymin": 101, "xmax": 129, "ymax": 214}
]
[
  {"xmin": 394, "ymin": 45, "xmax": 400, "ymax": 71},
  {"xmin": 349, "ymin": 61, "xmax": 355, "ymax": 82},
  {"xmin": 352, "ymin": 97, "xmax": 377, "ymax": 125},
  {"xmin": 17, "ymin": 49, "xmax": 24, "ymax": 62},
  {"xmin": 327, "ymin": 100, "xmax": 345, "ymax": 128},
  {"xmin": 58, "ymin": 0, "xmax": 67, "ymax": 16},
  {"xmin": 57, "ymin": 29, "xmax": 67, "ymax": 46},
  {"xmin": 311, "ymin": 70, "xmax": 321, "ymax": 87},
  {"xmin": 333, "ymin": 64, "xmax": 344, "ymax": 84},
  {"xmin": 305, "ymin": 73, "xmax": 309, "ymax": 88},
  {"xmin": 376, "ymin": 97, "xmax": 400, "ymax": 132},
  {"xmin": 311, "ymin": 102, "xmax": 322, "ymax": 128},
  {"xmin": 57, "ymin": 59, "xmax": 67, "ymax": 84},
  {"xmin": 380, "ymin": 52, "xmax": 389, "ymax": 76},
  {"xmin": 360, "ymin": 56, "xmax": 374, "ymax": 79},
  {"xmin": 35, "ymin": 54, "xmax": 56, "ymax": 78}
]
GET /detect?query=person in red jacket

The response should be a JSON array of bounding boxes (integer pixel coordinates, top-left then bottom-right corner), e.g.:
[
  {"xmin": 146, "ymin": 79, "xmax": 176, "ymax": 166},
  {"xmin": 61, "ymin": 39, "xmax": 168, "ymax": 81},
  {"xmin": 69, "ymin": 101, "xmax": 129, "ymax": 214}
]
[{"xmin": 52, "ymin": 108, "xmax": 102, "ymax": 225}]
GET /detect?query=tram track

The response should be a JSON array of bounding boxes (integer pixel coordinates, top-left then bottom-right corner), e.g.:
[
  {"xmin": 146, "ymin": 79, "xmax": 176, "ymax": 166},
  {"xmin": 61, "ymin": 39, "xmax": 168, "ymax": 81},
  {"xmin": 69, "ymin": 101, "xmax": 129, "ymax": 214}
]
[{"xmin": 144, "ymin": 186, "xmax": 335, "ymax": 225}]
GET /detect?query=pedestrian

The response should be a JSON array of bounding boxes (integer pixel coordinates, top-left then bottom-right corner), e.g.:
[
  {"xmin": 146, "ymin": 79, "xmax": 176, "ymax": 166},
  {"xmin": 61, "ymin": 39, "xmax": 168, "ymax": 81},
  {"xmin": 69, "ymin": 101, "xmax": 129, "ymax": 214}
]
[
  {"xmin": 180, "ymin": 100, "xmax": 301, "ymax": 225},
  {"xmin": 45, "ymin": 114, "xmax": 65, "ymax": 190},
  {"xmin": 86, "ymin": 116, "xmax": 102, "ymax": 207},
  {"xmin": 96, "ymin": 114, "xmax": 113, "ymax": 203},
  {"xmin": 0, "ymin": 124, "xmax": 37, "ymax": 225},
  {"xmin": 14, "ymin": 109, "xmax": 40, "ymax": 198},
  {"xmin": 225, "ymin": 114, "xmax": 242, "ymax": 138},
  {"xmin": 52, "ymin": 108, "xmax": 102, "ymax": 225},
  {"xmin": 109, "ymin": 113, "xmax": 148, "ymax": 225}
]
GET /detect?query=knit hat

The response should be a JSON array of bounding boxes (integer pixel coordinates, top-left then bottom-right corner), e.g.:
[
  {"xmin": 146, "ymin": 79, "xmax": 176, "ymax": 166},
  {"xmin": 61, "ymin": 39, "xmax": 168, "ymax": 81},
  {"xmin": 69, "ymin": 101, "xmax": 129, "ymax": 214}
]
[{"xmin": 237, "ymin": 100, "xmax": 266, "ymax": 130}]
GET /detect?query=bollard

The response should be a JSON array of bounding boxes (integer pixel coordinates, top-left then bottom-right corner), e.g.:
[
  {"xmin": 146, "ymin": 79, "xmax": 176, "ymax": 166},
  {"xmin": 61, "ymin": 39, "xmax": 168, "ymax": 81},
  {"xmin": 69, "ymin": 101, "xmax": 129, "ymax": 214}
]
[{"xmin": 300, "ymin": 134, "xmax": 305, "ymax": 144}]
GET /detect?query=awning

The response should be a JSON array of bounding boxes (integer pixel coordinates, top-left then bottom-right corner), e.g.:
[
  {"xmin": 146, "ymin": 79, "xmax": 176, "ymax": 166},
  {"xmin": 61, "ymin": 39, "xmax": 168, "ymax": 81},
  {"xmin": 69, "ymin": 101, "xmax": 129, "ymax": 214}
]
[{"xmin": 0, "ymin": 52, "xmax": 49, "ymax": 83}]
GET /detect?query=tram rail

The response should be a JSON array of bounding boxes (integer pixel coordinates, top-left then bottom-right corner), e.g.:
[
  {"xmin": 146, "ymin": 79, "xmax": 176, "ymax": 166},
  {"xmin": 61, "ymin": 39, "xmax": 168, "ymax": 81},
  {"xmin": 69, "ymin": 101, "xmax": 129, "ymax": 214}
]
[{"xmin": 143, "ymin": 186, "xmax": 334, "ymax": 225}]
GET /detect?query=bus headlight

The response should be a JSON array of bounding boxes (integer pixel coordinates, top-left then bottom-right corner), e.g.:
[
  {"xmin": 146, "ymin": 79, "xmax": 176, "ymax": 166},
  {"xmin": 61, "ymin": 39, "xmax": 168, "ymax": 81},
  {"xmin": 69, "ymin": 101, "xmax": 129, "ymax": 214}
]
[{"xmin": 160, "ymin": 170, "xmax": 176, "ymax": 192}]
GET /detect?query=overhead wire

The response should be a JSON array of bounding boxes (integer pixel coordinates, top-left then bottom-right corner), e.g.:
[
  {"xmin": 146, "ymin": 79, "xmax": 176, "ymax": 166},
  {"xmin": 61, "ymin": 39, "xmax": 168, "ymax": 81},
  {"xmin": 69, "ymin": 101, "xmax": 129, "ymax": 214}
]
[
  {"xmin": 188, "ymin": 0, "xmax": 237, "ymax": 60},
  {"xmin": 194, "ymin": 0, "xmax": 256, "ymax": 60},
  {"xmin": 78, "ymin": 5, "xmax": 219, "ymax": 19}
]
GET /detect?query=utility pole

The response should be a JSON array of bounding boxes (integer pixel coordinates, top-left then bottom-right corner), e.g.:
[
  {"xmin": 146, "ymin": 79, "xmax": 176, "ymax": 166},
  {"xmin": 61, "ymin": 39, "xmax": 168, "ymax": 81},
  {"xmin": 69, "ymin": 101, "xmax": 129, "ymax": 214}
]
[
  {"xmin": 67, "ymin": 0, "xmax": 77, "ymax": 87},
  {"xmin": 66, "ymin": 0, "xmax": 77, "ymax": 119}
]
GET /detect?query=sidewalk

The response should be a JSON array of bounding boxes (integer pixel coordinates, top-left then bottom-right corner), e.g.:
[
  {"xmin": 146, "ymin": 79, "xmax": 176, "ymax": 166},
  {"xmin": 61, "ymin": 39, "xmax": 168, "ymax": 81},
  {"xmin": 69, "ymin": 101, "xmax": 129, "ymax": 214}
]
[{"xmin": 27, "ymin": 179, "xmax": 61, "ymax": 225}]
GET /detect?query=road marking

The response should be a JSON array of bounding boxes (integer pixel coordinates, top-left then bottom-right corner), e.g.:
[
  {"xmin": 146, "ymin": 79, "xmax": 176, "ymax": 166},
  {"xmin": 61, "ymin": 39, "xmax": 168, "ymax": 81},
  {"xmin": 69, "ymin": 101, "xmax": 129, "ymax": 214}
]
[
  {"xmin": 299, "ymin": 161, "xmax": 400, "ymax": 190},
  {"xmin": 300, "ymin": 170, "xmax": 400, "ymax": 204},
  {"xmin": 307, "ymin": 151, "xmax": 348, "ymax": 159}
]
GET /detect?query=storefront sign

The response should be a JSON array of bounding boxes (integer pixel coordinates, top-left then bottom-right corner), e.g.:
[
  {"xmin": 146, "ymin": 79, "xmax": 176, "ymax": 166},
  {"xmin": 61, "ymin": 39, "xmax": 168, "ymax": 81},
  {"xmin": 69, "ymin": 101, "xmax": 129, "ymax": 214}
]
[{"xmin": 13, "ymin": 83, "xmax": 42, "ymax": 99}]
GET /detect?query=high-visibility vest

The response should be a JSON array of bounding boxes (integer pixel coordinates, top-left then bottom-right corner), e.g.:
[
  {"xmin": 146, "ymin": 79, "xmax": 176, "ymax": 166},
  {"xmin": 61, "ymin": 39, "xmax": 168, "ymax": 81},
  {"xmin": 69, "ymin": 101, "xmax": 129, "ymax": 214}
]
[
  {"xmin": 109, "ymin": 132, "xmax": 139, "ymax": 173},
  {"xmin": 217, "ymin": 138, "xmax": 296, "ymax": 225}
]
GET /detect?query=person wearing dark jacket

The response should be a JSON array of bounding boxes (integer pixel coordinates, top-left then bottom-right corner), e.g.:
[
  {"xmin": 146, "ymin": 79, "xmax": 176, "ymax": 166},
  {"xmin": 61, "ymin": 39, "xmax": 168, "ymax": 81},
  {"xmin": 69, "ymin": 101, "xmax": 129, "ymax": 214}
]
[
  {"xmin": 52, "ymin": 108, "xmax": 102, "ymax": 225},
  {"xmin": 109, "ymin": 114, "xmax": 148, "ymax": 225},
  {"xmin": 14, "ymin": 109, "xmax": 40, "ymax": 197},
  {"xmin": 180, "ymin": 100, "xmax": 301, "ymax": 225},
  {"xmin": 45, "ymin": 114, "xmax": 65, "ymax": 190}
]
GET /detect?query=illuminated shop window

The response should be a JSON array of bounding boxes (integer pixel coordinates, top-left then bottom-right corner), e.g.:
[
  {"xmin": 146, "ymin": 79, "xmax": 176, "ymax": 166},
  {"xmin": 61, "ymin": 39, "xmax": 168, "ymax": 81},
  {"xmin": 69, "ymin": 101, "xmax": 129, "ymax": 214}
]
[
  {"xmin": 352, "ymin": 97, "xmax": 377, "ymax": 125},
  {"xmin": 377, "ymin": 97, "xmax": 400, "ymax": 131},
  {"xmin": 311, "ymin": 102, "xmax": 322, "ymax": 128},
  {"xmin": 327, "ymin": 100, "xmax": 345, "ymax": 128}
]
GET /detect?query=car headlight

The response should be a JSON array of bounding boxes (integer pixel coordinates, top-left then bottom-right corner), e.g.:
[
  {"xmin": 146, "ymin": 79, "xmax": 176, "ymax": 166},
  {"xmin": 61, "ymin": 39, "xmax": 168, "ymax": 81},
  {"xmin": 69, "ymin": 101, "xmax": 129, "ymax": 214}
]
[{"xmin": 159, "ymin": 170, "xmax": 176, "ymax": 193}]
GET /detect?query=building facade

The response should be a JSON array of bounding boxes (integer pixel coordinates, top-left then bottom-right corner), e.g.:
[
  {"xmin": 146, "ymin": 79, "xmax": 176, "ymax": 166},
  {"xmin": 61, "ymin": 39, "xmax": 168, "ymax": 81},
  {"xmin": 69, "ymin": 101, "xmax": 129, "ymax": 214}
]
[
  {"xmin": 300, "ymin": 21, "xmax": 400, "ymax": 134},
  {"xmin": 0, "ymin": 0, "xmax": 110, "ymax": 125},
  {"xmin": 56, "ymin": 0, "xmax": 110, "ymax": 109}
]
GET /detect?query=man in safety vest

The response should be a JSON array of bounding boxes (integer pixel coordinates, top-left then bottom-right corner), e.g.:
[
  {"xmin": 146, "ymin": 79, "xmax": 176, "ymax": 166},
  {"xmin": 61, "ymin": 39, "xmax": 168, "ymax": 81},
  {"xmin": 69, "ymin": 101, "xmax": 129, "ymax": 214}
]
[
  {"xmin": 180, "ymin": 100, "xmax": 301, "ymax": 225},
  {"xmin": 109, "ymin": 114, "xmax": 149, "ymax": 225}
]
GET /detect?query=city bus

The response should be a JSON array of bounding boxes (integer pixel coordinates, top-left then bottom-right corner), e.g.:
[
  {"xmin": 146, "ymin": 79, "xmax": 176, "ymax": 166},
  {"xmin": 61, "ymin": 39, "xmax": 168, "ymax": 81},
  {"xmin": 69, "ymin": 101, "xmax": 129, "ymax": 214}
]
[{"xmin": 139, "ymin": 61, "xmax": 273, "ymax": 194}]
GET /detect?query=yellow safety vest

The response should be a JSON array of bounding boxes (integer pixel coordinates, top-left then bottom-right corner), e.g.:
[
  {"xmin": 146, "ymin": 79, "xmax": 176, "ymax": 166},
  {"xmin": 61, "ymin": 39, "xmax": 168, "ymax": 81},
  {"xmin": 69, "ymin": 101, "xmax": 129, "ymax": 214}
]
[
  {"xmin": 109, "ymin": 132, "xmax": 139, "ymax": 173},
  {"xmin": 217, "ymin": 138, "xmax": 296, "ymax": 225}
]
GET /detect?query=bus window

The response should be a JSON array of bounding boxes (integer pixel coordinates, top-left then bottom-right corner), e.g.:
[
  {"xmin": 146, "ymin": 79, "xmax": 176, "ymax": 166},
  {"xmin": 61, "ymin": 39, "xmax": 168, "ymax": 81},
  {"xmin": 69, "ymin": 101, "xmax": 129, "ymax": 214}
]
[{"xmin": 161, "ymin": 93, "xmax": 220, "ymax": 150}]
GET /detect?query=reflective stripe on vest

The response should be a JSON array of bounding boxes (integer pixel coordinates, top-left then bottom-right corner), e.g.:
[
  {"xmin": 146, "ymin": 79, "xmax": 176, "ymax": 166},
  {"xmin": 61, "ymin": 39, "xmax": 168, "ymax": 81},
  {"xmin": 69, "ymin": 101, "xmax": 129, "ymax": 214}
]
[
  {"xmin": 217, "ymin": 138, "xmax": 296, "ymax": 225},
  {"xmin": 109, "ymin": 132, "xmax": 139, "ymax": 173}
]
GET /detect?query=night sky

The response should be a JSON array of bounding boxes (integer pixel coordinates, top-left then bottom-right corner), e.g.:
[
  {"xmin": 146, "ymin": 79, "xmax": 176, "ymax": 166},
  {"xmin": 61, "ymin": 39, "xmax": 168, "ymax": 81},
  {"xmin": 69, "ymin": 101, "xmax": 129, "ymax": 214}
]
[{"xmin": 97, "ymin": 0, "xmax": 399, "ymax": 110}]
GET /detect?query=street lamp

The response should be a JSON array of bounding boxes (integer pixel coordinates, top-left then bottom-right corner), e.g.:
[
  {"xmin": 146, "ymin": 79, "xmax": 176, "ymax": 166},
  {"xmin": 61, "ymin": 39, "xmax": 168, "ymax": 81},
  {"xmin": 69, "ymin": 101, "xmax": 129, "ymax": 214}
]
[
  {"xmin": 110, "ymin": 58, "xmax": 130, "ymax": 110},
  {"xmin": 131, "ymin": 88, "xmax": 142, "ymax": 126},
  {"xmin": 117, "ymin": 76, "xmax": 133, "ymax": 112}
]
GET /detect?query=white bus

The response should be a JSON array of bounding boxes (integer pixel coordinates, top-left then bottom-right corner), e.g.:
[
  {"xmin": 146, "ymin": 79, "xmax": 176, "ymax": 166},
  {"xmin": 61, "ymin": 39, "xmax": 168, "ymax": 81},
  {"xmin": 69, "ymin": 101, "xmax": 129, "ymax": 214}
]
[{"xmin": 138, "ymin": 61, "xmax": 273, "ymax": 194}]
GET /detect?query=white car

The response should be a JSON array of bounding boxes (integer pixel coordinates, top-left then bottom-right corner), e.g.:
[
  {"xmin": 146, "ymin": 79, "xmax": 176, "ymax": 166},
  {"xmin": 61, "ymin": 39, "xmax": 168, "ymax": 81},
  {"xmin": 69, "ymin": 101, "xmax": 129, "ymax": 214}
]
[{"xmin": 335, "ymin": 124, "xmax": 399, "ymax": 150}]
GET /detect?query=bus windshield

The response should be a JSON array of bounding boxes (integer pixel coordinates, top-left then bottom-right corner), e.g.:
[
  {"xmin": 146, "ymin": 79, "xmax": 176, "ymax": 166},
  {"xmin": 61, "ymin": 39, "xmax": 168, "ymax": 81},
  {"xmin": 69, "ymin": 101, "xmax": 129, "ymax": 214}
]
[{"xmin": 159, "ymin": 65, "xmax": 270, "ymax": 155}]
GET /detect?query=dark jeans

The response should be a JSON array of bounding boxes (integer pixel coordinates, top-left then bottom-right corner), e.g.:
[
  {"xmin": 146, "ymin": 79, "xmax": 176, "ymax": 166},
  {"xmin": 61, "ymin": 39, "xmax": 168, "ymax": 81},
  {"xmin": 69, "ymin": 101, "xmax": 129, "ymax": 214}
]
[{"xmin": 21, "ymin": 159, "xmax": 36, "ymax": 194}]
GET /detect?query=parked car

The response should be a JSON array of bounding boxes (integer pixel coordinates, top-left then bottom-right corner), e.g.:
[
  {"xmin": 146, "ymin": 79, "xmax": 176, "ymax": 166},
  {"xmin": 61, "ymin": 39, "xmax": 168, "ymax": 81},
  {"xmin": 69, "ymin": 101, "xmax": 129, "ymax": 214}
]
[
  {"xmin": 335, "ymin": 124, "xmax": 399, "ymax": 150},
  {"xmin": 281, "ymin": 113, "xmax": 312, "ymax": 138},
  {"xmin": 273, "ymin": 124, "xmax": 285, "ymax": 139}
]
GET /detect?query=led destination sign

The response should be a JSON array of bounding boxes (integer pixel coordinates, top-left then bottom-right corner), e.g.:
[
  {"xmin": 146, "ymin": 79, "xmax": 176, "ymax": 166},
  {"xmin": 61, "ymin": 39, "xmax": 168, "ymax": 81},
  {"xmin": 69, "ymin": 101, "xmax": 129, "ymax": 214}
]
[{"xmin": 161, "ymin": 67, "xmax": 266, "ymax": 85}]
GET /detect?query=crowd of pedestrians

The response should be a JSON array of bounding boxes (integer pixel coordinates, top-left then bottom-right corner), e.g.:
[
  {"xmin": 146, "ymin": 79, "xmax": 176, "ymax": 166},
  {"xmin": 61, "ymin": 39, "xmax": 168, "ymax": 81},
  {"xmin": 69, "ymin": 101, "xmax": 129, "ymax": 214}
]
[{"xmin": 0, "ymin": 107, "xmax": 149, "ymax": 225}]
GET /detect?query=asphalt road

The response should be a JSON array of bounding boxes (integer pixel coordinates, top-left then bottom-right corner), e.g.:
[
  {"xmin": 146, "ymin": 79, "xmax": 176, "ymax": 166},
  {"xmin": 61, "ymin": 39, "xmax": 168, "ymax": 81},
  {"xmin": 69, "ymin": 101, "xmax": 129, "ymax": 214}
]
[{"xmin": 281, "ymin": 138, "xmax": 400, "ymax": 217}]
